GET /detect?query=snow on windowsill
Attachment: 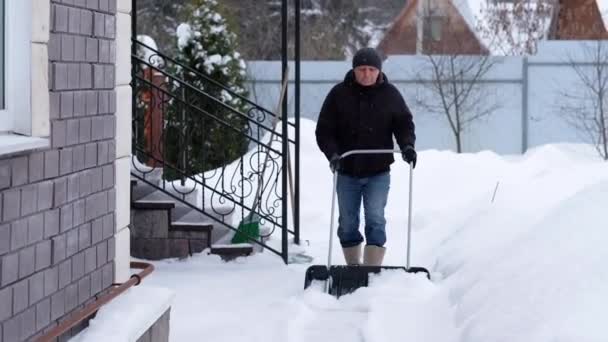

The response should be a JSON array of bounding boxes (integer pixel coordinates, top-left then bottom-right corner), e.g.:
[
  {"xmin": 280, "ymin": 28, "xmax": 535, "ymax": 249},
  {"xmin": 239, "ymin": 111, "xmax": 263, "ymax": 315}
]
[
  {"xmin": 0, "ymin": 133, "xmax": 49, "ymax": 156},
  {"xmin": 69, "ymin": 285, "xmax": 175, "ymax": 342}
]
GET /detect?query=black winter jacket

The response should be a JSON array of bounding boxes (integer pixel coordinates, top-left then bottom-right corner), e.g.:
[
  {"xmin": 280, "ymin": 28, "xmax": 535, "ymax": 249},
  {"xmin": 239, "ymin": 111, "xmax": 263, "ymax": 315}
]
[{"xmin": 315, "ymin": 70, "xmax": 416, "ymax": 178}]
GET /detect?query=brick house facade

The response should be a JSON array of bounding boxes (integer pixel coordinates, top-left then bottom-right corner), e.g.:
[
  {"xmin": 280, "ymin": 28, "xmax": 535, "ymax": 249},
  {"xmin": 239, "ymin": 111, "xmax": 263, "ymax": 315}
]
[
  {"xmin": 548, "ymin": 0, "xmax": 608, "ymax": 39},
  {"xmin": 0, "ymin": 1, "xmax": 137, "ymax": 341},
  {"xmin": 377, "ymin": 0, "xmax": 489, "ymax": 56}
]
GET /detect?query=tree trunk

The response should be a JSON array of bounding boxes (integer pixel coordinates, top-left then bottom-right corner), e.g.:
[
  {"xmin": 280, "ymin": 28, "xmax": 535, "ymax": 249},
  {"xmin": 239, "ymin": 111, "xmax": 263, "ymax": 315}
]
[
  {"xmin": 601, "ymin": 114, "xmax": 608, "ymax": 160},
  {"xmin": 598, "ymin": 88, "xmax": 607, "ymax": 160},
  {"xmin": 455, "ymin": 131, "xmax": 462, "ymax": 153}
]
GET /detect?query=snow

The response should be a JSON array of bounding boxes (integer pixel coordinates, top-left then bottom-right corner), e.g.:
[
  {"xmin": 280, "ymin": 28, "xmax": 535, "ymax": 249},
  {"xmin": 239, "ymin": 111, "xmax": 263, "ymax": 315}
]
[
  {"xmin": 175, "ymin": 1, "xmax": 246, "ymax": 86},
  {"xmin": 210, "ymin": 24, "xmax": 227, "ymax": 35},
  {"xmin": 220, "ymin": 89, "xmax": 233, "ymax": 102},
  {"xmin": 131, "ymin": 156, "xmax": 154, "ymax": 173},
  {"xmin": 597, "ymin": 0, "xmax": 608, "ymax": 29},
  {"xmin": 136, "ymin": 35, "xmax": 158, "ymax": 51},
  {"xmin": 176, "ymin": 23, "xmax": 193, "ymax": 50},
  {"xmin": 207, "ymin": 54, "xmax": 222, "ymax": 65},
  {"xmin": 211, "ymin": 243, "xmax": 253, "ymax": 248},
  {"xmin": 452, "ymin": 0, "xmax": 480, "ymax": 40},
  {"xmin": 70, "ymin": 286, "xmax": 174, "ymax": 342},
  {"xmin": 301, "ymin": 8, "xmax": 323, "ymax": 16},
  {"xmin": 359, "ymin": 20, "xmax": 388, "ymax": 49},
  {"xmin": 79, "ymin": 117, "xmax": 608, "ymax": 341},
  {"xmin": 136, "ymin": 35, "xmax": 164, "ymax": 68}
]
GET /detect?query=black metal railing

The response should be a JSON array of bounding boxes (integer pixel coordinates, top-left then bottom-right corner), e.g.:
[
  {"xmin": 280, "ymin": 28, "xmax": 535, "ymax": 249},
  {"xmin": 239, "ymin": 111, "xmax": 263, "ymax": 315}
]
[{"xmin": 130, "ymin": 38, "xmax": 296, "ymax": 262}]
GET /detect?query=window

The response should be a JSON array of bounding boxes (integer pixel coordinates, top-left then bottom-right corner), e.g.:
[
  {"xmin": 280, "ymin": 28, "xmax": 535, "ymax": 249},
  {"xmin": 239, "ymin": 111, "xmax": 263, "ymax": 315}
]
[
  {"xmin": 0, "ymin": 0, "xmax": 32, "ymax": 134},
  {"xmin": 0, "ymin": 0, "xmax": 5, "ymax": 110},
  {"xmin": 424, "ymin": 15, "xmax": 443, "ymax": 41},
  {"xmin": 421, "ymin": 0, "xmax": 444, "ymax": 42}
]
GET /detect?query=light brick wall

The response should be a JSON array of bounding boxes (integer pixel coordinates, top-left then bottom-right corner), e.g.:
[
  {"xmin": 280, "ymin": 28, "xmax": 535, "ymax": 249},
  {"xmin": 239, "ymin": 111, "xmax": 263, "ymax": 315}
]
[
  {"xmin": 113, "ymin": 0, "xmax": 131, "ymax": 284},
  {"xmin": 0, "ymin": 1, "xmax": 119, "ymax": 341},
  {"xmin": 136, "ymin": 309, "xmax": 170, "ymax": 342}
]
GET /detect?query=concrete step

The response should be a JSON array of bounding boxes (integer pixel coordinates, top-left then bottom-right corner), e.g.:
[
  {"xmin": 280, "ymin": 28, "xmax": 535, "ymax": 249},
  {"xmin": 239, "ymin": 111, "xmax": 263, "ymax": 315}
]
[
  {"xmin": 209, "ymin": 243, "xmax": 254, "ymax": 261},
  {"xmin": 131, "ymin": 200, "xmax": 175, "ymax": 210},
  {"xmin": 173, "ymin": 207, "xmax": 232, "ymax": 244},
  {"xmin": 130, "ymin": 177, "xmax": 255, "ymax": 260},
  {"xmin": 131, "ymin": 181, "xmax": 158, "ymax": 202}
]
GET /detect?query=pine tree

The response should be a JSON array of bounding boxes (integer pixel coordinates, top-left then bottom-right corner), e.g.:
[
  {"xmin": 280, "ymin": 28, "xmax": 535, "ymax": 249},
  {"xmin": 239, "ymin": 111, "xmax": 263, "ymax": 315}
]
[
  {"xmin": 166, "ymin": 0, "xmax": 250, "ymax": 179},
  {"xmin": 135, "ymin": 0, "xmax": 189, "ymax": 56}
]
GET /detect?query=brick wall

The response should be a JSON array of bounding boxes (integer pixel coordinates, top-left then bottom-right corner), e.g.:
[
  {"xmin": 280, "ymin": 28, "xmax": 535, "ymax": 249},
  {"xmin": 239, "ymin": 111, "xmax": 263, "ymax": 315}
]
[
  {"xmin": 135, "ymin": 309, "xmax": 170, "ymax": 342},
  {"xmin": 548, "ymin": 0, "xmax": 608, "ymax": 40},
  {"xmin": 0, "ymin": 1, "xmax": 119, "ymax": 341},
  {"xmin": 377, "ymin": 0, "xmax": 489, "ymax": 56}
]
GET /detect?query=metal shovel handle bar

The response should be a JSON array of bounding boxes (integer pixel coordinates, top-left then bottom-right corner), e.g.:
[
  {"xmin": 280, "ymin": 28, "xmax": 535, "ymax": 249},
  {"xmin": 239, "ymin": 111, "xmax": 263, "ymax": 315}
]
[
  {"xmin": 326, "ymin": 149, "xmax": 415, "ymax": 291},
  {"xmin": 338, "ymin": 148, "xmax": 405, "ymax": 159}
]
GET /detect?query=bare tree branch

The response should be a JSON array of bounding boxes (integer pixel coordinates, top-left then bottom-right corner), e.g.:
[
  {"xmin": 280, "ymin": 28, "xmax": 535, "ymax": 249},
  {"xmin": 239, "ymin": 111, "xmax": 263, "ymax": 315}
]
[
  {"xmin": 477, "ymin": 0, "xmax": 556, "ymax": 55},
  {"xmin": 556, "ymin": 41, "xmax": 608, "ymax": 160},
  {"xmin": 412, "ymin": 14, "xmax": 501, "ymax": 153}
]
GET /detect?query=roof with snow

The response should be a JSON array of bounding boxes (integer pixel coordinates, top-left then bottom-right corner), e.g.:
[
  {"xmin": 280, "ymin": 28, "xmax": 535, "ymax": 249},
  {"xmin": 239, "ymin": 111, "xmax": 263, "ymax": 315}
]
[
  {"xmin": 594, "ymin": 0, "xmax": 608, "ymax": 27},
  {"xmin": 452, "ymin": 0, "xmax": 482, "ymax": 40}
]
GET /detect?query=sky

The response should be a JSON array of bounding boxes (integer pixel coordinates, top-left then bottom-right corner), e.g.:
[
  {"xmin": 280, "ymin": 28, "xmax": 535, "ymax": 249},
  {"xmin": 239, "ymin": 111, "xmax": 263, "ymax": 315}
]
[{"xmin": 72, "ymin": 118, "xmax": 608, "ymax": 342}]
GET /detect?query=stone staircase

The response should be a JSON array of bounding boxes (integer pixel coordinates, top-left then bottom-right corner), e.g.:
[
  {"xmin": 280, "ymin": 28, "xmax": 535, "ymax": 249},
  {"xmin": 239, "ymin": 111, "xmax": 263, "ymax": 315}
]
[{"xmin": 129, "ymin": 174, "xmax": 255, "ymax": 261}]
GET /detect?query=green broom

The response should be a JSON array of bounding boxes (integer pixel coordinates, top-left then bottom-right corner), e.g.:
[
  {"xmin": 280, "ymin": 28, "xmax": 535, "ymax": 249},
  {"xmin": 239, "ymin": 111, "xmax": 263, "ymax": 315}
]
[{"xmin": 232, "ymin": 68, "xmax": 290, "ymax": 244}]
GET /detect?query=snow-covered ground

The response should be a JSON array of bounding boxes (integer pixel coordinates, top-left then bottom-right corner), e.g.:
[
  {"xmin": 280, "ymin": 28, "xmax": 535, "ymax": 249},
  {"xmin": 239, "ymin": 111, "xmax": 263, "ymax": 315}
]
[{"xmin": 80, "ymin": 118, "xmax": 608, "ymax": 342}]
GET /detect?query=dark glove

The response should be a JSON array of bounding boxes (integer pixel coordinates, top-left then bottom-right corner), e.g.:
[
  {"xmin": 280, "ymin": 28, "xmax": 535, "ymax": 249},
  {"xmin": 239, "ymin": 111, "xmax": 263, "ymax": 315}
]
[
  {"xmin": 329, "ymin": 153, "xmax": 341, "ymax": 173},
  {"xmin": 401, "ymin": 146, "xmax": 417, "ymax": 168}
]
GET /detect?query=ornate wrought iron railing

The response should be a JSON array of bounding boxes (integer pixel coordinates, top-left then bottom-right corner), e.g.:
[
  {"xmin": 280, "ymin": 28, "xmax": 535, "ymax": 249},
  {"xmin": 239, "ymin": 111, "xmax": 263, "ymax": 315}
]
[{"xmin": 130, "ymin": 38, "xmax": 296, "ymax": 262}]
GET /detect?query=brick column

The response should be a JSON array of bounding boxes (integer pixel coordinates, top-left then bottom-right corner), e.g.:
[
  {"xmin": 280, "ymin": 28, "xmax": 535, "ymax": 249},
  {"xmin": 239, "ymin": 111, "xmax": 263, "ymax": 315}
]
[{"xmin": 114, "ymin": 0, "xmax": 132, "ymax": 283}]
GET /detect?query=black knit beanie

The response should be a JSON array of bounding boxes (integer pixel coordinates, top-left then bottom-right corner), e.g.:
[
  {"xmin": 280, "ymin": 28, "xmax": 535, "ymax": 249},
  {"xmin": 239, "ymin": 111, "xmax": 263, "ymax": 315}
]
[{"xmin": 352, "ymin": 47, "xmax": 382, "ymax": 71}]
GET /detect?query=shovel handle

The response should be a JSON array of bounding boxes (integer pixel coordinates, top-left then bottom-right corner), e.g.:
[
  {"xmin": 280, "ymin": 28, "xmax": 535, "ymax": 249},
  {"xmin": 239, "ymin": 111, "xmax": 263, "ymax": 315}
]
[
  {"xmin": 337, "ymin": 149, "xmax": 404, "ymax": 159},
  {"xmin": 326, "ymin": 149, "xmax": 414, "ymax": 292}
]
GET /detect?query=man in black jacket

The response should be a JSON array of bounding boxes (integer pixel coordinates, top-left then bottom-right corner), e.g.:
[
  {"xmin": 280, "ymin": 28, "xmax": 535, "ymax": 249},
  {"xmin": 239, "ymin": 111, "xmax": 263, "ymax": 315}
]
[{"xmin": 315, "ymin": 47, "xmax": 417, "ymax": 266}]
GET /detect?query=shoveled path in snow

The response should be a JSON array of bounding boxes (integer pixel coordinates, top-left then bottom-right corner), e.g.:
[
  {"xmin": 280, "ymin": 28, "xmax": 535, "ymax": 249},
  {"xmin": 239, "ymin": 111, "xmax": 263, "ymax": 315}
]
[
  {"xmin": 139, "ymin": 251, "xmax": 460, "ymax": 342},
  {"xmin": 287, "ymin": 270, "xmax": 459, "ymax": 342}
]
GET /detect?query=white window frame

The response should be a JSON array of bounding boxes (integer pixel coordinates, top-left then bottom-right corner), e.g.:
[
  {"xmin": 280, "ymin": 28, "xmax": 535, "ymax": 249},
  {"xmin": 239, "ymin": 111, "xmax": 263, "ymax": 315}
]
[{"xmin": 0, "ymin": 0, "xmax": 32, "ymax": 135}]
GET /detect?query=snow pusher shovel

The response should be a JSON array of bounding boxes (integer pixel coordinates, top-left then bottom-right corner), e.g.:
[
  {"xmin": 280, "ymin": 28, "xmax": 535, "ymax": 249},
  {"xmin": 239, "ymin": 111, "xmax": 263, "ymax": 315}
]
[{"xmin": 303, "ymin": 149, "xmax": 430, "ymax": 297}]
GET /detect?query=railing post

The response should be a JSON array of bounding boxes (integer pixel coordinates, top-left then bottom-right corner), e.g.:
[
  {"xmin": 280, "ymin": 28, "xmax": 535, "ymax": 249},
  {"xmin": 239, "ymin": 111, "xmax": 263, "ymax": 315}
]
[
  {"xmin": 131, "ymin": 0, "xmax": 137, "ymax": 157},
  {"xmin": 180, "ymin": 86, "xmax": 187, "ymax": 185},
  {"xmin": 145, "ymin": 70, "xmax": 165, "ymax": 167},
  {"xmin": 294, "ymin": 0, "xmax": 301, "ymax": 246},
  {"xmin": 281, "ymin": 0, "xmax": 289, "ymax": 264}
]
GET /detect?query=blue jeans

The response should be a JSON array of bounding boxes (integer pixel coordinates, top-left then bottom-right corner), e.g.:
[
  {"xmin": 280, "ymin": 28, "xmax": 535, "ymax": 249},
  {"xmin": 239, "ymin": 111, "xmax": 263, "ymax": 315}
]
[{"xmin": 336, "ymin": 171, "xmax": 390, "ymax": 248}]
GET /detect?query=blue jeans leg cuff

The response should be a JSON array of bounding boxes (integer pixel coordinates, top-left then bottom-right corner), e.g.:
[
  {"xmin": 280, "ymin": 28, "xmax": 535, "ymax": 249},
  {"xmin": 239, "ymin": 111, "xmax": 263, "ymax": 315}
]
[{"xmin": 341, "ymin": 240, "xmax": 363, "ymax": 248}]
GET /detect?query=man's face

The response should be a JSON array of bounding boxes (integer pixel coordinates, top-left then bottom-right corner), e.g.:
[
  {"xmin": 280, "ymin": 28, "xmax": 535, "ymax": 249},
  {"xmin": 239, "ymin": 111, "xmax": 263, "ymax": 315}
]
[{"xmin": 354, "ymin": 65, "xmax": 380, "ymax": 86}]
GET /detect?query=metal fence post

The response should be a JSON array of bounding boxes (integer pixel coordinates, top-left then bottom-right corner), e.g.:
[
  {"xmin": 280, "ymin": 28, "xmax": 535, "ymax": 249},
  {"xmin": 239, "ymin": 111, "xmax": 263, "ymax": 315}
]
[{"xmin": 522, "ymin": 56, "xmax": 529, "ymax": 153}]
